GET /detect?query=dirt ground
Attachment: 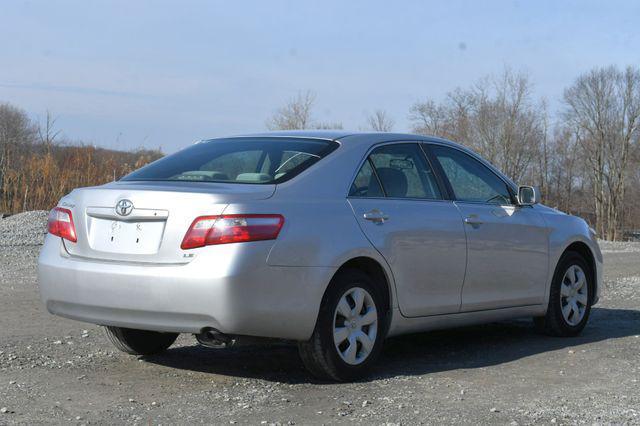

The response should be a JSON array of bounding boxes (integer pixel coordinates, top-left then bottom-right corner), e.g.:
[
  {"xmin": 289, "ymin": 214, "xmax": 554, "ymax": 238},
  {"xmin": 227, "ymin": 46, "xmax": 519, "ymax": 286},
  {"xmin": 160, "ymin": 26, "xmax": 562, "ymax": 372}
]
[{"xmin": 1, "ymin": 238, "xmax": 639, "ymax": 425}]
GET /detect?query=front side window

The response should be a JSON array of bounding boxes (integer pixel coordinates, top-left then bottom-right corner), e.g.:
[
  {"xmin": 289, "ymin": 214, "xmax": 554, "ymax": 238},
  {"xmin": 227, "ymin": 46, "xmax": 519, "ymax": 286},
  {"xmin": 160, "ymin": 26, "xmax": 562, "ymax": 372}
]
[
  {"xmin": 430, "ymin": 145, "xmax": 512, "ymax": 204},
  {"xmin": 122, "ymin": 138, "xmax": 337, "ymax": 184},
  {"xmin": 350, "ymin": 143, "xmax": 442, "ymax": 199}
]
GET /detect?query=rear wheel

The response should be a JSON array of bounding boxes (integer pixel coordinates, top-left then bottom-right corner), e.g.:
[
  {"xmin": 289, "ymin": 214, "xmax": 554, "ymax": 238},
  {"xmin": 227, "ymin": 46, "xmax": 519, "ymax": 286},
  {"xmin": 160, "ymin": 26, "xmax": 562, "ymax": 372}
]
[
  {"xmin": 298, "ymin": 269, "xmax": 386, "ymax": 381},
  {"xmin": 534, "ymin": 251, "xmax": 593, "ymax": 336},
  {"xmin": 104, "ymin": 326, "xmax": 179, "ymax": 355}
]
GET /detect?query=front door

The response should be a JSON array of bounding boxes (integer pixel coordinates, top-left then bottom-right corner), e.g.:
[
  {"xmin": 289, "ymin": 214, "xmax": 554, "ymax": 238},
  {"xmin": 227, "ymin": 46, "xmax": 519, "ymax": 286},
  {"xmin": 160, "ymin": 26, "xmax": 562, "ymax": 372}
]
[
  {"xmin": 348, "ymin": 143, "xmax": 467, "ymax": 317},
  {"xmin": 427, "ymin": 144, "xmax": 549, "ymax": 311}
]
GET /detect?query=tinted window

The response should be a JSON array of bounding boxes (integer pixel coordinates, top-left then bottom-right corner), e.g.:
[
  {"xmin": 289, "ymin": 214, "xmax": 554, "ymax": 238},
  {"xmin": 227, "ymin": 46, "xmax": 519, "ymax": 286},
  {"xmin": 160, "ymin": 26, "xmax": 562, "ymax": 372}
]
[
  {"xmin": 122, "ymin": 138, "xmax": 337, "ymax": 184},
  {"xmin": 275, "ymin": 151, "xmax": 318, "ymax": 179},
  {"xmin": 430, "ymin": 145, "xmax": 512, "ymax": 204},
  {"xmin": 359, "ymin": 144, "xmax": 441, "ymax": 199},
  {"xmin": 349, "ymin": 159, "xmax": 384, "ymax": 197},
  {"xmin": 199, "ymin": 150, "xmax": 269, "ymax": 182}
]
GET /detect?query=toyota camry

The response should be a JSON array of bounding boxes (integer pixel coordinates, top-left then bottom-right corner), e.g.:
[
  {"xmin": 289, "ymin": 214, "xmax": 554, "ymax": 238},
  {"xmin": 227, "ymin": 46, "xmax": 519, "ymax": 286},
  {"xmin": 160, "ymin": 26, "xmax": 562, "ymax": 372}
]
[{"xmin": 38, "ymin": 131, "xmax": 602, "ymax": 381}]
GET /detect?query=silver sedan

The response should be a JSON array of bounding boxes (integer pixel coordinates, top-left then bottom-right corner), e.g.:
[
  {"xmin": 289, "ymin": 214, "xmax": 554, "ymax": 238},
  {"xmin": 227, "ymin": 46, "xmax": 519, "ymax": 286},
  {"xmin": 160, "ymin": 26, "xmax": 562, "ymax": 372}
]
[{"xmin": 38, "ymin": 131, "xmax": 602, "ymax": 381}]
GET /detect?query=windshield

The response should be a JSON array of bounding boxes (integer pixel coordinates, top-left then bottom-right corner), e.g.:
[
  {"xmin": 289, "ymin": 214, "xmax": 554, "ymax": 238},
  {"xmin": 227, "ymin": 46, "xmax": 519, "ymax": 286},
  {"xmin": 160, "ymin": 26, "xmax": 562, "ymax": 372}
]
[{"xmin": 121, "ymin": 137, "xmax": 338, "ymax": 184}]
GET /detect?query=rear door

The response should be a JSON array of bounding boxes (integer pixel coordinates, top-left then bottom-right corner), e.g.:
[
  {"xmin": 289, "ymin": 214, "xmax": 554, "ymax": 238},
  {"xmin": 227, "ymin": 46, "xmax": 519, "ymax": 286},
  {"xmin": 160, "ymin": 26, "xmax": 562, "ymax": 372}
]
[
  {"xmin": 426, "ymin": 143, "xmax": 549, "ymax": 311},
  {"xmin": 348, "ymin": 142, "xmax": 467, "ymax": 317}
]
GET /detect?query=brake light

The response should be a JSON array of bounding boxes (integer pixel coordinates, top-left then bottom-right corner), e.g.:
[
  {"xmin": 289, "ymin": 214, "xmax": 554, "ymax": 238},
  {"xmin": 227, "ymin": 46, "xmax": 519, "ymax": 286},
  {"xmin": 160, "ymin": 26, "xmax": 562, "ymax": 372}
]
[
  {"xmin": 47, "ymin": 207, "xmax": 77, "ymax": 243},
  {"xmin": 181, "ymin": 214, "xmax": 284, "ymax": 250}
]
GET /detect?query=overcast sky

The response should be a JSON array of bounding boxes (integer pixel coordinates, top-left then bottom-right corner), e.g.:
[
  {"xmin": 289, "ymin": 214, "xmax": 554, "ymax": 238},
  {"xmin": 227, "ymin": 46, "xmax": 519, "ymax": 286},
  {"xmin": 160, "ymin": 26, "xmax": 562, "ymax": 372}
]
[{"xmin": 1, "ymin": 0, "xmax": 638, "ymax": 153}]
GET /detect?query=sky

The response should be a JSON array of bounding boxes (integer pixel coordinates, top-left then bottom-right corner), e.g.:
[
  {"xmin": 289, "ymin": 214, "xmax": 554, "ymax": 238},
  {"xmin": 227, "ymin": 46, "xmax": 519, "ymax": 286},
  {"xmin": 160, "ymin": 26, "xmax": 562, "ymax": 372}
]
[{"xmin": 0, "ymin": 0, "xmax": 638, "ymax": 153}]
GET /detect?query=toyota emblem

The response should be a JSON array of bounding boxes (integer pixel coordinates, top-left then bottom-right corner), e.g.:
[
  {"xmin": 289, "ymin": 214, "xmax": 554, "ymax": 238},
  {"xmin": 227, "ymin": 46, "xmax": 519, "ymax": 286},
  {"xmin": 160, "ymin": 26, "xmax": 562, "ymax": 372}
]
[{"xmin": 116, "ymin": 199, "xmax": 134, "ymax": 216}]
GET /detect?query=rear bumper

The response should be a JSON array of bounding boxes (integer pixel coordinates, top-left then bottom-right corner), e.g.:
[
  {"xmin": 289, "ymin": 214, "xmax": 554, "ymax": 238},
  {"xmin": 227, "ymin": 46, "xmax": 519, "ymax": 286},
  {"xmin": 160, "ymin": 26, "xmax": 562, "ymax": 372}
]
[{"xmin": 38, "ymin": 235, "xmax": 335, "ymax": 340}]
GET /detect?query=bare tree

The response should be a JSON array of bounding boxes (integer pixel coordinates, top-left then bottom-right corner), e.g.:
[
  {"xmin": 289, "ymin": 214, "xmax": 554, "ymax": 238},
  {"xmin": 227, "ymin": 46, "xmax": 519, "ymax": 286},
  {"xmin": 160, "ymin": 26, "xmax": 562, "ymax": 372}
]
[
  {"xmin": 545, "ymin": 126, "xmax": 582, "ymax": 214},
  {"xmin": 409, "ymin": 100, "xmax": 452, "ymax": 137},
  {"xmin": 563, "ymin": 65, "xmax": 640, "ymax": 240},
  {"xmin": 38, "ymin": 110, "xmax": 61, "ymax": 154},
  {"xmin": 266, "ymin": 91, "xmax": 344, "ymax": 130},
  {"xmin": 409, "ymin": 69, "xmax": 545, "ymax": 183},
  {"xmin": 0, "ymin": 104, "xmax": 37, "ymax": 212},
  {"xmin": 266, "ymin": 91, "xmax": 316, "ymax": 130},
  {"xmin": 366, "ymin": 109, "xmax": 394, "ymax": 132},
  {"xmin": 535, "ymin": 100, "xmax": 551, "ymax": 201},
  {"xmin": 313, "ymin": 121, "xmax": 344, "ymax": 130}
]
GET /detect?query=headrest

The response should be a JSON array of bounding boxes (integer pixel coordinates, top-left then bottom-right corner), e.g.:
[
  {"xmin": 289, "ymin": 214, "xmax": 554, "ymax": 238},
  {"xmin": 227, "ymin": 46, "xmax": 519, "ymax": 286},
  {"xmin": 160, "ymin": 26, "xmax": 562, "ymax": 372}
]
[
  {"xmin": 375, "ymin": 167, "xmax": 408, "ymax": 197},
  {"xmin": 235, "ymin": 173, "xmax": 272, "ymax": 183}
]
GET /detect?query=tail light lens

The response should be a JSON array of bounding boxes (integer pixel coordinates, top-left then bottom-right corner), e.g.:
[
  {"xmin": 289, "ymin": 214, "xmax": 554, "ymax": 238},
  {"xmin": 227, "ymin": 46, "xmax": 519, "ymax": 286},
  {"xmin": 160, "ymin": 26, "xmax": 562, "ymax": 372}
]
[
  {"xmin": 47, "ymin": 207, "xmax": 77, "ymax": 243},
  {"xmin": 181, "ymin": 214, "xmax": 284, "ymax": 250}
]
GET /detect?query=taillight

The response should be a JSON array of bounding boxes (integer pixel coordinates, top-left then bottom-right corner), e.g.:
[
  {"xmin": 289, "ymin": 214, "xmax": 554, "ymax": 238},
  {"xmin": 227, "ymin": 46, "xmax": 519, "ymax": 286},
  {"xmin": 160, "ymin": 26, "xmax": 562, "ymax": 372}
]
[
  {"xmin": 181, "ymin": 214, "xmax": 284, "ymax": 250},
  {"xmin": 47, "ymin": 207, "xmax": 77, "ymax": 243}
]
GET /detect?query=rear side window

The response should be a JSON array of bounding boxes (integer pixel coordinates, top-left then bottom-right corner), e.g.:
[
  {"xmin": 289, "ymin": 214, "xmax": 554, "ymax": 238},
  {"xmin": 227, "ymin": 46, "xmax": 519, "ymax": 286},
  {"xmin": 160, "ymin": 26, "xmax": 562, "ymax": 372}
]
[
  {"xmin": 349, "ymin": 160, "xmax": 384, "ymax": 197},
  {"xmin": 349, "ymin": 143, "xmax": 442, "ymax": 199},
  {"xmin": 122, "ymin": 138, "xmax": 338, "ymax": 184}
]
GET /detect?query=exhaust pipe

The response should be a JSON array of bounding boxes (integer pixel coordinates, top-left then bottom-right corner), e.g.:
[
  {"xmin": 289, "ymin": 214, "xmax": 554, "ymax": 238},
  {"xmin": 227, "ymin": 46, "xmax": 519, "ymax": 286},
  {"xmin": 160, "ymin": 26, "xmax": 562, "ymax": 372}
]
[{"xmin": 195, "ymin": 328, "xmax": 235, "ymax": 349}]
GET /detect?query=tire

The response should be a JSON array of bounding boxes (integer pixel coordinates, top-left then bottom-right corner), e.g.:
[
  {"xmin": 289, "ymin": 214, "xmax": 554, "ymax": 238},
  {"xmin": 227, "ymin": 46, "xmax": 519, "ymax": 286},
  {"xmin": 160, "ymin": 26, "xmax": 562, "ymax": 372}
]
[
  {"xmin": 534, "ymin": 251, "xmax": 593, "ymax": 337},
  {"xmin": 298, "ymin": 268, "xmax": 387, "ymax": 382},
  {"xmin": 104, "ymin": 326, "xmax": 179, "ymax": 355}
]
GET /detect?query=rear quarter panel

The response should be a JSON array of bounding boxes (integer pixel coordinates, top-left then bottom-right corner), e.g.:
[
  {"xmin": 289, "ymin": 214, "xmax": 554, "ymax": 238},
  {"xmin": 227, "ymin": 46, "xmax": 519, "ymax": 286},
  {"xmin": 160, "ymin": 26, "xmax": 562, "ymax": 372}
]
[{"xmin": 223, "ymin": 198, "xmax": 398, "ymax": 309}]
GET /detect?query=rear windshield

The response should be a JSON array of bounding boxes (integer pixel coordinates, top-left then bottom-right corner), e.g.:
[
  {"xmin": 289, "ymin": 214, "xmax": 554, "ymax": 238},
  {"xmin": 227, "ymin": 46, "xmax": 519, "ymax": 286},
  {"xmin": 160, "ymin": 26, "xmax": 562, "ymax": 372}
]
[{"xmin": 121, "ymin": 137, "xmax": 338, "ymax": 184}]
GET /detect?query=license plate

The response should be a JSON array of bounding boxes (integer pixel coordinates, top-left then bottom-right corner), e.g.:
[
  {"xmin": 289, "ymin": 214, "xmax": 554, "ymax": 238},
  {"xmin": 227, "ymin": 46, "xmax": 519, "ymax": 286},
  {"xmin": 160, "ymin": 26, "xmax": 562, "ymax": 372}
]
[{"xmin": 89, "ymin": 219, "xmax": 165, "ymax": 254}]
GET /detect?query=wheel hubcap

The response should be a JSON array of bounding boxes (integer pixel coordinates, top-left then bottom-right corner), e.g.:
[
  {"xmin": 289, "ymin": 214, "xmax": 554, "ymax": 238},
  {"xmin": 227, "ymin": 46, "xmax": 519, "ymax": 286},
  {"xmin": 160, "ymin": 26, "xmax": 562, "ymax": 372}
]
[
  {"xmin": 560, "ymin": 264, "xmax": 588, "ymax": 326},
  {"xmin": 333, "ymin": 287, "xmax": 378, "ymax": 365}
]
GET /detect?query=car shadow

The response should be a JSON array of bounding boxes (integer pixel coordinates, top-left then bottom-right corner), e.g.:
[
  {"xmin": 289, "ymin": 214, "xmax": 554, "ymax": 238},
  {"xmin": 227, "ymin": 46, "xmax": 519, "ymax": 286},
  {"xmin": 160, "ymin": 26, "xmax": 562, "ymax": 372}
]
[{"xmin": 142, "ymin": 307, "xmax": 640, "ymax": 384}]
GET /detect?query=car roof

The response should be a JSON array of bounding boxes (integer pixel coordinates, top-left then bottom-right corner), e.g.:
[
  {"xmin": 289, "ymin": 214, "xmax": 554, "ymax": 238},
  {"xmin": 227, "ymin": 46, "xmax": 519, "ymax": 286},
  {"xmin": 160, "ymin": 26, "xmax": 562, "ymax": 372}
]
[
  {"xmin": 221, "ymin": 130, "xmax": 463, "ymax": 148},
  {"xmin": 229, "ymin": 130, "xmax": 355, "ymax": 140}
]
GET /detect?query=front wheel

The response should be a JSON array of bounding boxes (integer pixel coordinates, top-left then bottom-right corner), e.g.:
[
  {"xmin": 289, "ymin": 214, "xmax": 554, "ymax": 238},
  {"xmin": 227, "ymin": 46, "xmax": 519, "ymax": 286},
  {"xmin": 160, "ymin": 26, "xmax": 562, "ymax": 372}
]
[
  {"xmin": 104, "ymin": 326, "xmax": 179, "ymax": 355},
  {"xmin": 534, "ymin": 251, "xmax": 593, "ymax": 336},
  {"xmin": 298, "ymin": 269, "xmax": 386, "ymax": 382}
]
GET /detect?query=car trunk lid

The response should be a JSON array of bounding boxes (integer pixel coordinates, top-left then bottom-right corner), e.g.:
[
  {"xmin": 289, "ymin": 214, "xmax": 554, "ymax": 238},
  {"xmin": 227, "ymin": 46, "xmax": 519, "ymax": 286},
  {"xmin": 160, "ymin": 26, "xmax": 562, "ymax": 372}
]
[{"xmin": 59, "ymin": 181, "xmax": 275, "ymax": 264}]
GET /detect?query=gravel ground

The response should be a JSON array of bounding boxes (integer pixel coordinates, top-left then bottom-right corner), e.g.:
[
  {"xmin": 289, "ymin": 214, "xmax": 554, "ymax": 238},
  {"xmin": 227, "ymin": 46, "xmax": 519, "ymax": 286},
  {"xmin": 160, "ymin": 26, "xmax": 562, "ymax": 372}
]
[
  {"xmin": 598, "ymin": 240, "xmax": 640, "ymax": 254},
  {"xmin": 1, "ymin": 212, "xmax": 639, "ymax": 425},
  {"xmin": 0, "ymin": 211, "xmax": 48, "ymax": 247}
]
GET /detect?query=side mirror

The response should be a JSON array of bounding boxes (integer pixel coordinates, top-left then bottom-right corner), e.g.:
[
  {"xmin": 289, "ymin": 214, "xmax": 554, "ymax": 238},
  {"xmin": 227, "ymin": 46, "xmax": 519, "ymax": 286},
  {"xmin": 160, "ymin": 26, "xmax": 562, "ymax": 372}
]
[{"xmin": 517, "ymin": 186, "xmax": 537, "ymax": 205}]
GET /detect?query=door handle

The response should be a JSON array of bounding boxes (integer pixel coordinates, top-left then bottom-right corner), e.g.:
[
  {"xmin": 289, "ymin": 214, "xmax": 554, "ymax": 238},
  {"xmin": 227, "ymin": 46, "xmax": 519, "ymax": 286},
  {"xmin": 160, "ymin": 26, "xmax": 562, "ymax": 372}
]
[
  {"xmin": 363, "ymin": 209, "xmax": 389, "ymax": 223},
  {"xmin": 464, "ymin": 215, "xmax": 483, "ymax": 226}
]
